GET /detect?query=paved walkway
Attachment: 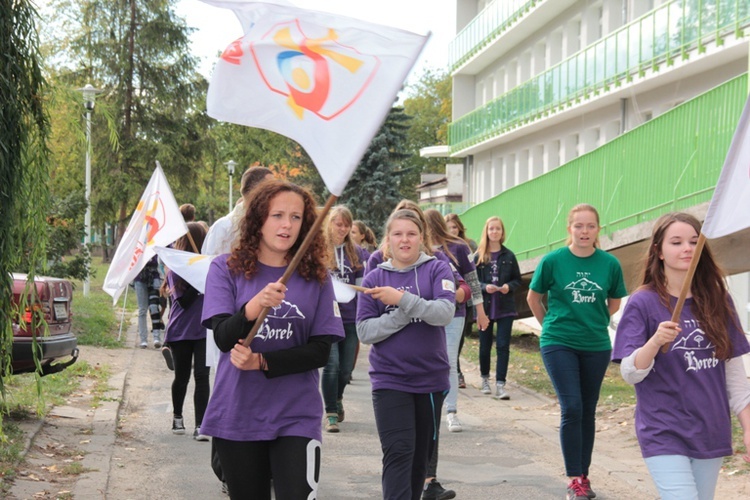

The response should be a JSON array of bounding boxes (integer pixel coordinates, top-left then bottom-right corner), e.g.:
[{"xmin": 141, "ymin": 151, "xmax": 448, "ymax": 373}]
[{"xmin": 11, "ymin": 316, "xmax": 664, "ymax": 499}]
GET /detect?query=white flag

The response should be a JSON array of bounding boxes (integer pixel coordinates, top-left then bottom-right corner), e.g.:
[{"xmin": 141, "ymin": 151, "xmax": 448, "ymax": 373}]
[
  {"xmin": 202, "ymin": 0, "xmax": 429, "ymax": 196},
  {"xmin": 702, "ymin": 94, "xmax": 750, "ymax": 239},
  {"xmin": 103, "ymin": 164, "xmax": 188, "ymax": 303},
  {"xmin": 154, "ymin": 246, "xmax": 215, "ymax": 294}
]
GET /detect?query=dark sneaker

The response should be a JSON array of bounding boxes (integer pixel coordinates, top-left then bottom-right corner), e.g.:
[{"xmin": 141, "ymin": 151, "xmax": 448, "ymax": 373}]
[
  {"xmin": 567, "ymin": 477, "xmax": 589, "ymax": 500},
  {"xmin": 193, "ymin": 427, "xmax": 209, "ymax": 441},
  {"xmin": 458, "ymin": 372, "xmax": 466, "ymax": 389},
  {"xmin": 337, "ymin": 399, "xmax": 345, "ymax": 422},
  {"xmin": 580, "ymin": 475, "xmax": 596, "ymax": 498},
  {"xmin": 422, "ymin": 479, "xmax": 456, "ymax": 500},
  {"xmin": 172, "ymin": 416, "xmax": 186, "ymax": 435},
  {"xmin": 161, "ymin": 345, "xmax": 174, "ymax": 371}
]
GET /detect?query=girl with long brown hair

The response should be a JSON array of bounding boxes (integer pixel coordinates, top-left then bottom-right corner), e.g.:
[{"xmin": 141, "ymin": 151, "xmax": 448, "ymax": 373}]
[{"xmin": 612, "ymin": 212, "xmax": 750, "ymax": 499}]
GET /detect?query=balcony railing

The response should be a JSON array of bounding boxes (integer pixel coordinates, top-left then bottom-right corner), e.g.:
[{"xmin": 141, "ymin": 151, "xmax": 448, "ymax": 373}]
[
  {"xmin": 449, "ymin": 0, "xmax": 539, "ymax": 71},
  {"xmin": 449, "ymin": 0, "xmax": 750, "ymax": 154},
  {"xmin": 459, "ymin": 74, "xmax": 748, "ymax": 262}
]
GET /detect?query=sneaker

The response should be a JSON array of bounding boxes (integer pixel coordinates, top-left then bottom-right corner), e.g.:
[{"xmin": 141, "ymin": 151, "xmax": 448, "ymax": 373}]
[
  {"xmin": 481, "ymin": 377, "xmax": 491, "ymax": 394},
  {"xmin": 494, "ymin": 382, "xmax": 510, "ymax": 400},
  {"xmin": 337, "ymin": 399, "xmax": 345, "ymax": 422},
  {"xmin": 139, "ymin": 341, "xmax": 148, "ymax": 349},
  {"xmin": 325, "ymin": 413, "xmax": 339, "ymax": 433},
  {"xmin": 422, "ymin": 478, "xmax": 456, "ymax": 500},
  {"xmin": 193, "ymin": 427, "xmax": 209, "ymax": 441},
  {"xmin": 446, "ymin": 412, "xmax": 462, "ymax": 433},
  {"xmin": 154, "ymin": 340, "xmax": 162, "ymax": 349},
  {"xmin": 566, "ymin": 477, "xmax": 589, "ymax": 500},
  {"xmin": 580, "ymin": 475, "xmax": 596, "ymax": 499},
  {"xmin": 172, "ymin": 416, "xmax": 186, "ymax": 435},
  {"xmin": 457, "ymin": 372, "xmax": 466, "ymax": 389},
  {"xmin": 161, "ymin": 346, "xmax": 174, "ymax": 371}
]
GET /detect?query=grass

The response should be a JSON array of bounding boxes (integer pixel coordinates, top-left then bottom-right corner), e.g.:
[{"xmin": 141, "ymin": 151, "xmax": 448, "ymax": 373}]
[
  {"xmin": 461, "ymin": 327, "xmax": 636, "ymax": 408},
  {"xmin": 70, "ymin": 258, "xmax": 129, "ymax": 347}
]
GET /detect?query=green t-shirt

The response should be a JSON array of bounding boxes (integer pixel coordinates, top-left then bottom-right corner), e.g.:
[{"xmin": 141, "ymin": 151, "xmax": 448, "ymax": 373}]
[{"xmin": 529, "ymin": 247, "xmax": 627, "ymax": 351}]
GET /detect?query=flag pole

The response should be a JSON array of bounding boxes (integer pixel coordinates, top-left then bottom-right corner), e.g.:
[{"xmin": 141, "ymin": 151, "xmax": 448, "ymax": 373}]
[
  {"xmin": 242, "ymin": 193, "xmax": 339, "ymax": 346},
  {"xmin": 660, "ymin": 232, "xmax": 707, "ymax": 353},
  {"xmin": 185, "ymin": 231, "xmax": 200, "ymax": 253}
]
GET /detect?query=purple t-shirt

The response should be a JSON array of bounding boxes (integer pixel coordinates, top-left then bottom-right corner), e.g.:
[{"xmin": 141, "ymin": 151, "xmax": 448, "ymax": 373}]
[
  {"xmin": 446, "ymin": 241, "xmax": 476, "ymax": 318},
  {"xmin": 331, "ymin": 244, "xmax": 368, "ymax": 324},
  {"xmin": 357, "ymin": 258, "xmax": 453, "ymax": 394},
  {"xmin": 164, "ymin": 272, "xmax": 206, "ymax": 343},
  {"xmin": 200, "ymin": 255, "xmax": 345, "ymax": 442},
  {"xmin": 612, "ymin": 289, "xmax": 750, "ymax": 459}
]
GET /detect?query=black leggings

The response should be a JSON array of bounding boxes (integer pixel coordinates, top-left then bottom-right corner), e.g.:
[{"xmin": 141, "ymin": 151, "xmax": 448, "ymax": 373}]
[
  {"xmin": 373, "ymin": 389, "xmax": 445, "ymax": 500},
  {"xmin": 170, "ymin": 339, "xmax": 210, "ymax": 426},
  {"xmin": 214, "ymin": 436, "xmax": 321, "ymax": 500}
]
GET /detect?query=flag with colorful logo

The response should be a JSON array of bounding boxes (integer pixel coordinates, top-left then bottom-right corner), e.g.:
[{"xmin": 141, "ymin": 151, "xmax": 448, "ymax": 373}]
[
  {"xmin": 202, "ymin": 0, "xmax": 429, "ymax": 196},
  {"xmin": 103, "ymin": 163, "xmax": 188, "ymax": 303},
  {"xmin": 702, "ymin": 94, "xmax": 750, "ymax": 239},
  {"xmin": 153, "ymin": 246, "xmax": 216, "ymax": 294}
]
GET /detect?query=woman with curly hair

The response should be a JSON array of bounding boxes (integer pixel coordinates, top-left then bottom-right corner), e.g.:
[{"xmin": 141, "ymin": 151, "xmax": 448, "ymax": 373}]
[{"xmin": 201, "ymin": 180, "xmax": 345, "ymax": 500}]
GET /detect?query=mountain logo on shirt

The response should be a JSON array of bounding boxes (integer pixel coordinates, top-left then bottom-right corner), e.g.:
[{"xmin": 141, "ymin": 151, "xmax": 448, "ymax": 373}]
[
  {"xmin": 564, "ymin": 278, "xmax": 603, "ymax": 291},
  {"xmin": 255, "ymin": 300, "xmax": 305, "ymax": 341},
  {"xmin": 565, "ymin": 278, "xmax": 602, "ymax": 304},
  {"xmin": 268, "ymin": 300, "xmax": 305, "ymax": 320},
  {"xmin": 671, "ymin": 326, "xmax": 719, "ymax": 372}
]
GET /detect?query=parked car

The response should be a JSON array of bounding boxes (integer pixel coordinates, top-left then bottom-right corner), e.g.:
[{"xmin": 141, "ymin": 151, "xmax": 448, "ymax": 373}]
[{"xmin": 8, "ymin": 273, "xmax": 79, "ymax": 376}]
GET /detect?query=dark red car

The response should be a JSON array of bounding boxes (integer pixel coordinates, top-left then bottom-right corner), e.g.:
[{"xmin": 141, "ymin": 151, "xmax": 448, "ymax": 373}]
[{"xmin": 9, "ymin": 273, "xmax": 79, "ymax": 376}]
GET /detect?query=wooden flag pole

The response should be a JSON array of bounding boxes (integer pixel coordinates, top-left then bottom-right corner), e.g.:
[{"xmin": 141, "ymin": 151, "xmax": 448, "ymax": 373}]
[
  {"xmin": 242, "ymin": 194, "xmax": 339, "ymax": 346},
  {"xmin": 661, "ymin": 232, "xmax": 707, "ymax": 353}
]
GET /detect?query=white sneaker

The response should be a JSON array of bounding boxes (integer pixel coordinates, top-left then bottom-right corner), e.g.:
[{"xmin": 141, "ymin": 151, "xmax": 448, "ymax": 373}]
[
  {"xmin": 446, "ymin": 412, "xmax": 462, "ymax": 432},
  {"xmin": 481, "ymin": 377, "xmax": 492, "ymax": 394},
  {"xmin": 139, "ymin": 341, "xmax": 148, "ymax": 349},
  {"xmin": 495, "ymin": 383, "xmax": 510, "ymax": 400}
]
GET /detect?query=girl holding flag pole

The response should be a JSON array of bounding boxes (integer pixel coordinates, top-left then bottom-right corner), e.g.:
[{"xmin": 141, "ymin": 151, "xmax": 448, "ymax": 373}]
[
  {"xmin": 200, "ymin": 180, "xmax": 344, "ymax": 500},
  {"xmin": 612, "ymin": 212, "xmax": 750, "ymax": 500}
]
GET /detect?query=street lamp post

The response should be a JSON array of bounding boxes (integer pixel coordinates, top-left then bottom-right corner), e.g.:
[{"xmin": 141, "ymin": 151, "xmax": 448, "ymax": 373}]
[
  {"xmin": 225, "ymin": 160, "xmax": 237, "ymax": 213},
  {"xmin": 77, "ymin": 84, "xmax": 102, "ymax": 297}
]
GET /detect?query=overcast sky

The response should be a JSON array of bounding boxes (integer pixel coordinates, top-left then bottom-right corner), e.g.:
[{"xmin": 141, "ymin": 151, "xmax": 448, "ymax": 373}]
[{"xmin": 175, "ymin": 0, "xmax": 455, "ymax": 83}]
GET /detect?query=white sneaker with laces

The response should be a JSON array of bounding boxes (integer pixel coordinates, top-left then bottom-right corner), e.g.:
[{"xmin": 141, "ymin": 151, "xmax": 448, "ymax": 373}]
[
  {"xmin": 481, "ymin": 377, "xmax": 492, "ymax": 394},
  {"xmin": 495, "ymin": 382, "xmax": 510, "ymax": 400},
  {"xmin": 446, "ymin": 412, "xmax": 462, "ymax": 432}
]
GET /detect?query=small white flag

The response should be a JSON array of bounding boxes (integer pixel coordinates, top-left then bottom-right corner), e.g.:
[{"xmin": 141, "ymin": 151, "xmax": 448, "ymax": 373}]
[
  {"xmin": 103, "ymin": 164, "xmax": 188, "ymax": 303},
  {"xmin": 154, "ymin": 246, "xmax": 215, "ymax": 294},
  {"xmin": 202, "ymin": 0, "xmax": 429, "ymax": 196},
  {"xmin": 702, "ymin": 94, "xmax": 750, "ymax": 239},
  {"xmin": 331, "ymin": 277, "xmax": 356, "ymax": 303}
]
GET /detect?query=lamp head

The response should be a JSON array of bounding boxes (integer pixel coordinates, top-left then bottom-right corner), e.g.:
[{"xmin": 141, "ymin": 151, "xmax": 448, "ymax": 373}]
[
  {"xmin": 225, "ymin": 160, "xmax": 237, "ymax": 176},
  {"xmin": 77, "ymin": 83, "xmax": 102, "ymax": 111}
]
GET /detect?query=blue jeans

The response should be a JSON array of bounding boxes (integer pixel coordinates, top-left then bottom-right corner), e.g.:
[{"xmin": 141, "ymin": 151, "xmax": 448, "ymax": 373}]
[
  {"xmin": 644, "ymin": 455, "xmax": 723, "ymax": 500},
  {"xmin": 444, "ymin": 315, "xmax": 465, "ymax": 413},
  {"xmin": 541, "ymin": 344, "xmax": 611, "ymax": 477},
  {"xmin": 479, "ymin": 316, "xmax": 514, "ymax": 382},
  {"xmin": 321, "ymin": 322, "xmax": 358, "ymax": 413}
]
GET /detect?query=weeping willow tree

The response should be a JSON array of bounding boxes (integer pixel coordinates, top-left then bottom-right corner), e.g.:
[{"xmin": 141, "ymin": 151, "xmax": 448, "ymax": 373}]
[{"xmin": 0, "ymin": 0, "xmax": 52, "ymax": 403}]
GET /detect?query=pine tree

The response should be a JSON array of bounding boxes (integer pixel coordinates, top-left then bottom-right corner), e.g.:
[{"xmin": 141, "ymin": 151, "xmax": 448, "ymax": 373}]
[{"xmin": 340, "ymin": 106, "xmax": 411, "ymax": 237}]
